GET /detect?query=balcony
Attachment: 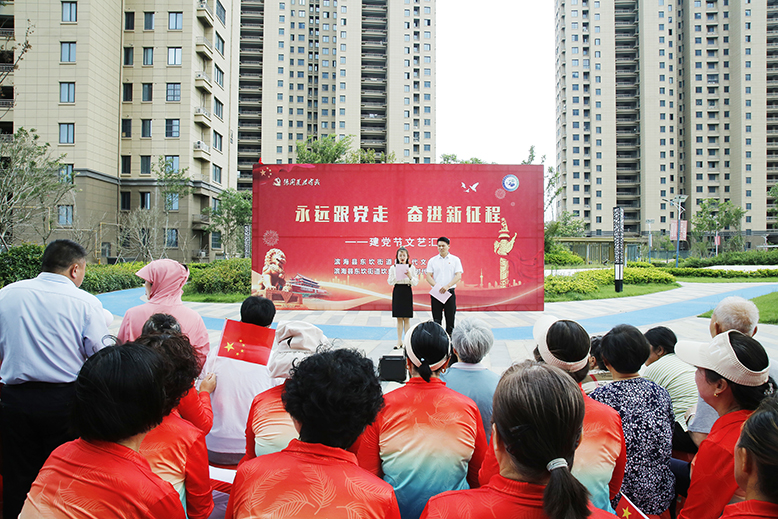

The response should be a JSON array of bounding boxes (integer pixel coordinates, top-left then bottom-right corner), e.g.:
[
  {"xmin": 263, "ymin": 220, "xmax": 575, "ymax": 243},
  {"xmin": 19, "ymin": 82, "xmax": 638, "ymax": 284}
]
[
  {"xmin": 193, "ymin": 140, "xmax": 211, "ymax": 161},
  {"xmin": 196, "ymin": 36, "xmax": 213, "ymax": 60},
  {"xmin": 197, "ymin": 1, "xmax": 215, "ymax": 27},
  {"xmin": 195, "ymin": 71, "xmax": 213, "ymax": 93},
  {"xmin": 194, "ymin": 107, "xmax": 212, "ymax": 127},
  {"xmin": 192, "ymin": 214, "xmax": 210, "ymax": 231}
]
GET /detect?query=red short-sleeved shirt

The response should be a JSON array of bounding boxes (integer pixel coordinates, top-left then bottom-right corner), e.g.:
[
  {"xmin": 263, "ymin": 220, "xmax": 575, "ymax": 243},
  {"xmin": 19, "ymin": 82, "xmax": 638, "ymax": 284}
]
[{"xmin": 720, "ymin": 500, "xmax": 778, "ymax": 519}]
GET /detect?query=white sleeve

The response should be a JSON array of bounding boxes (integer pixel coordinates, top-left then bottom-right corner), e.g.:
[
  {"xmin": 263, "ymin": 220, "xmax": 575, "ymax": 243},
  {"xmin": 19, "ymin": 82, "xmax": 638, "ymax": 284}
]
[{"xmin": 387, "ymin": 265, "xmax": 397, "ymax": 285}]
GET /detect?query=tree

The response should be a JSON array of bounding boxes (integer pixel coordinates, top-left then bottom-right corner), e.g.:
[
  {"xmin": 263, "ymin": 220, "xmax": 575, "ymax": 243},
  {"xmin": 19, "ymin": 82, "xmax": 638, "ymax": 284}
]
[
  {"xmin": 295, "ymin": 134, "xmax": 354, "ymax": 164},
  {"xmin": 544, "ymin": 211, "xmax": 586, "ymax": 253},
  {"xmin": 0, "ymin": 128, "xmax": 73, "ymax": 249},
  {"xmin": 0, "ymin": 23, "xmax": 34, "ymax": 117},
  {"xmin": 691, "ymin": 198, "xmax": 747, "ymax": 256},
  {"xmin": 345, "ymin": 148, "xmax": 396, "ymax": 164},
  {"xmin": 153, "ymin": 156, "xmax": 191, "ymax": 256},
  {"xmin": 439, "ymin": 153, "xmax": 488, "ymax": 164},
  {"xmin": 521, "ymin": 145, "xmax": 561, "ymax": 215},
  {"xmin": 204, "ymin": 189, "xmax": 252, "ymax": 258}
]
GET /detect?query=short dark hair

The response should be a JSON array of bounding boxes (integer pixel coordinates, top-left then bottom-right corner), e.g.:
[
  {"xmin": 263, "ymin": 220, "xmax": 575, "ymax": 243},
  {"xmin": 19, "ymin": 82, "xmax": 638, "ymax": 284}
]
[
  {"xmin": 437, "ymin": 236, "xmax": 450, "ymax": 245},
  {"xmin": 493, "ymin": 361, "xmax": 589, "ymax": 519},
  {"xmin": 282, "ymin": 348, "xmax": 384, "ymax": 449},
  {"xmin": 533, "ymin": 320, "xmax": 591, "ymax": 383},
  {"xmin": 41, "ymin": 239, "xmax": 87, "ymax": 273},
  {"xmin": 644, "ymin": 326, "xmax": 677, "ymax": 355},
  {"xmin": 600, "ymin": 324, "xmax": 650, "ymax": 374},
  {"xmin": 738, "ymin": 394, "xmax": 778, "ymax": 503},
  {"xmin": 72, "ymin": 343, "xmax": 167, "ymax": 442},
  {"xmin": 409, "ymin": 321, "xmax": 451, "ymax": 382},
  {"xmin": 141, "ymin": 313, "xmax": 182, "ymax": 335},
  {"xmin": 589, "ymin": 336, "xmax": 607, "ymax": 370},
  {"xmin": 241, "ymin": 296, "xmax": 276, "ymax": 327},
  {"xmin": 135, "ymin": 333, "xmax": 201, "ymax": 415},
  {"xmin": 703, "ymin": 332, "xmax": 775, "ymax": 411}
]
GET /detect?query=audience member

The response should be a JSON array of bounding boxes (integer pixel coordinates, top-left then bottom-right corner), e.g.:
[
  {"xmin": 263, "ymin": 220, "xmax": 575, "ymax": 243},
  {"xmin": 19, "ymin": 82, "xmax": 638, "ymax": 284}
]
[
  {"xmin": 227, "ymin": 348, "xmax": 400, "ymax": 519},
  {"xmin": 643, "ymin": 326, "xmax": 698, "ymax": 453},
  {"xmin": 0, "ymin": 239, "xmax": 110, "ymax": 519},
  {"xmin": 676, "ymin": 331, "xmax": 775, "ymax": 519},
  {"xmin": 242, "ymin": 322, "xmax": 329, "ymax": 461},
  {"xmin": 19, "ymin": 344, "xmax": 185, "ymax": 518},
  {"xmin": 582, "ymin": 335, "xmax": 613, "ymax": 393},
  {"xmin": 687, "ymin": 296, "xmax": 760, "ymax": 446},
  {"xmin": 590, "ymin": 324, "xmax": 675, "ymax": 517},
  {"xmin": 440, "ymin": 317, "xmax": 500, "ymax": 441},
  {"xmin": 422, "ymin": 361, "xmax": 617, "ymax": 519},
  {"xmin": 204, "ymin": 296, "xmax": 279, "ymax": 465},
  {"xmin": 143, "ymin": 313, "xmax": 216, "ymax": 434},
  {"xmin": 136, "ymin": 333, "xmax": 213, "ymax": 519},
  {"xmin": 118, "ymin": 259, "xmax": 210, "ymax": 363},
  {"xmin": 356, "ymin": 321, "xmax": 487, "ymax": 519},
  {"xmin": 724, "ymin": 394, "xmax": 778, "ymax": 518}
]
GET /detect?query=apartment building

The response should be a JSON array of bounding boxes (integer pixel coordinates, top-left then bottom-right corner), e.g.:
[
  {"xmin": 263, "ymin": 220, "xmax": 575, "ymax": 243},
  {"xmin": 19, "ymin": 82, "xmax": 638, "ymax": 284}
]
[
  {"xmin": 554, "ymin": 0, "xmax": 774, "ymax": 249},
  {"xmin": 3, "ymin": 0, "xmax": 239, "ymax": 262},
  {"xmin": 236, "ymin": 0, "xmax": 437, "ymax": 191}
]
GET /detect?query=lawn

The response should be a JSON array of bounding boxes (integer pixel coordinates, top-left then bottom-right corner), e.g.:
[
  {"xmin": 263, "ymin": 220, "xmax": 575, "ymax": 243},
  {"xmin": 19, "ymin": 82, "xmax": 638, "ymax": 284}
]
[
  {"xmin": 544, "ymin": 283, "xmax": 681, "ymax": 303},
  {"xmin": 676, "ymin": 276, "xmax": 778, "ymax": 283},
  {"xmin": 698, "ymin": 290, "xmax": 778, "ymax": 325},
  {"xmin": 182, "ymin": 292, "xmax": 248, "ymax": 303}
]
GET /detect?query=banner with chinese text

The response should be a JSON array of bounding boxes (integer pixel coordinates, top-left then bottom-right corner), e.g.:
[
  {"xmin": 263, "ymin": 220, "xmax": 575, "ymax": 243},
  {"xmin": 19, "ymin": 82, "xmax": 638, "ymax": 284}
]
[{"xmin": 251, "ymin": 163, "xmax": 544, "ymax": 311}]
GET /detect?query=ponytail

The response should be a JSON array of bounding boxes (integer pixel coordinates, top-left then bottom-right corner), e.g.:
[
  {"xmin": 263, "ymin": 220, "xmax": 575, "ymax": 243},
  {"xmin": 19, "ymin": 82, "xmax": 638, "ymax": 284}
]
[
  {"xmin": 543, "ymin": 459, "xmax": 591, "ymax": 519},
  {"xmin": 417, "ymin": 361, "xmax": 432, "ymax": 382}
]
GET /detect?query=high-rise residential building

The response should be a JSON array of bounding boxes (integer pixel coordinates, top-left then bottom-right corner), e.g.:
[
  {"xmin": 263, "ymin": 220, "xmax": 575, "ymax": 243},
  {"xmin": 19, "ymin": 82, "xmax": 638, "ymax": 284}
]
[
  {"xmin": 3, "ymin": 0, "xmax": 239, "ymax": 262},
  {"xmin": 554, "ymin": 0, "xmax": 772, "ymax": 250},
  {"xmin": 236, "ymin": 0, "xmax": 437, "ymax": 191}
]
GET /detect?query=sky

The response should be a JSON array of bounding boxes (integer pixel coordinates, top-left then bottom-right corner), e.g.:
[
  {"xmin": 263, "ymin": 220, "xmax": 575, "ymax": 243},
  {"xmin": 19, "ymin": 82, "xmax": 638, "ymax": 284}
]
[{"xmin": 436, "ymin": 1, "xmax": 556, "ymax": 167}]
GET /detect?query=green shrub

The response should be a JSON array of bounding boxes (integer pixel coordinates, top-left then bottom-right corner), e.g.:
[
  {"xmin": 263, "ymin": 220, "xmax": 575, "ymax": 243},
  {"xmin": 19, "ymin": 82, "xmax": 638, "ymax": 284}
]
[
  {"xmin": 544, "ymin": 266, "xmax": 676, "ymax": 295},
  {"xmin": 545, "ymin": 245, "xmax": 585, "ymax": 266},
  {"xmin": 680, "ymin": 250, "xmax": 778, "ymax": 268},
  {"xmin": 627, "ymin": 261, "xmax": 653, "ymax": 269},
  {"xmin": 81, "ymin": 262, "xmax": 145, "ymax": 294},
  {"xmin": 665, "ymin": 267, "xmax": 778, "ymax": 279},
  {"xmin": 0, "ymin": 244, "xmax": 44, "ymax": 288},
  {"xmin": 187, "ymin": 258, "xmax": 251, "ymax": 294},
  {"xmin": 624, "ymin": 267, "xmax": 676, "ymax": 284},
  {"xmin": 544, "ymin": 274, "xmax": 598, "ymax": 295}
]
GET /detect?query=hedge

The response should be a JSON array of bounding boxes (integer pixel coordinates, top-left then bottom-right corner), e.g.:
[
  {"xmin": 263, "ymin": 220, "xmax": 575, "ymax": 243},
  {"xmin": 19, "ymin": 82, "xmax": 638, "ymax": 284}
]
[
  {"xmin": 664, "ymin": 267, "xmax": 778, "ymax": 279},
  {"xmin": 545, "ymin": 246, "xmax": 585, "ymax": 266},
  {"xmin": 544, "ymin": 267, "xmax": 676, "ymax": 295},
  {"xmin": 679, "ymin": 250, "xmax": 778, "ymax": 268},
  {"xmin": 0, "ymin": 243, "xmax": 44, "ymax": 288},
  {"xmin": 187, "ymin": 258, "xmax": 252, "ymax": 294},
  {"xmin": 81, "ymin": 263, "xmax": 146, "ymax": 294}
]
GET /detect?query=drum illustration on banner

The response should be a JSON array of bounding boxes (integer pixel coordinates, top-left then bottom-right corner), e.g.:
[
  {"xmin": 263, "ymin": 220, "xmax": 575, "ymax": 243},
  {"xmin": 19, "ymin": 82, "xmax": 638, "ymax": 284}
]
[{"xmin": 251, "ymin": 164, "xmax": 544, "ymax": 312}]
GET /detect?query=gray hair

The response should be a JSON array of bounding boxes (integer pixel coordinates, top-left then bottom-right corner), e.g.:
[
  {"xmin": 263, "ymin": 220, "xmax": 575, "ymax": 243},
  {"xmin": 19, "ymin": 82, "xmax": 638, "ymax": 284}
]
[
  {"xmin": 452, "ymin": 317, "xmax": 494, "ymax": 364},
  {"xmin": 712, "ymin": 296, "xmax": 759, "ymax": 336}
]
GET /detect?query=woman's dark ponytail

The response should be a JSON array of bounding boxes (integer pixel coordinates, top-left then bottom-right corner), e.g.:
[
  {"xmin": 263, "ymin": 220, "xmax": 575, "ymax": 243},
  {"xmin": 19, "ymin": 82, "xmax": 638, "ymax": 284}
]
[{"xmin": 544, "ymin": 459, "xmax": 591, "ymax": 519}]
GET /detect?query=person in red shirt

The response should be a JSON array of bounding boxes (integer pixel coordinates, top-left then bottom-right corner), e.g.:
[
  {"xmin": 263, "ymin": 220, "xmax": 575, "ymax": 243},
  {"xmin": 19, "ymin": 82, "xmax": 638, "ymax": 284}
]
[
  {"xmin": 421, "ymin": 360, "xmax": 617, "ymax": 519},
  {"xmin": 676, "ymin": 330, "xmax": 776, "ymax": 519},
  {"xmin": 19, "ymin": 343, "xmax": 185, "ymax": 518},
  {"xmin": 135, "ymin": 332, "xmax": 214, "ymax": 519},
  {"xmin": 722, "ymin": 394, "xmax": 778, "ymax": 518},
  {"xmin": 227, "ymin": 348, "xmax": 399, "ymax": 519}
]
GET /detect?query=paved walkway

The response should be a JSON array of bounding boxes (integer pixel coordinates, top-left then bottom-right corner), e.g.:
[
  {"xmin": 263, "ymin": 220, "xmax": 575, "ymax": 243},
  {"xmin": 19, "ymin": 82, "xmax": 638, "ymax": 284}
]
[{"xmin": 98, "ymin": 281, "xmax": 778, "ymax": 377}]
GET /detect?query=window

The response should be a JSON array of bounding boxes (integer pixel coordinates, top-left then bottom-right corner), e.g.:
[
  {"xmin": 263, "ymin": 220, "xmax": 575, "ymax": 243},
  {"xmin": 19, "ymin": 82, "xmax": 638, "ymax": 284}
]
[
  {"xmin": 62, "ymin": 2, "xmax": 77, "ymax": 22},
  {"xmin": 167, "ymin": 47, "xmax": 182, "ymax": 65},
  {"xmin": 144, "ymin": 12, "xmax": 154, "ymax": 30},
  {"xmin": 165, "ymin": 155, "xmax": 179, "ymax": 172},
  {"xmin": 140, "ymin": 192, "xmax": 151, "ymax": 210},
  {"xmin": 214, "ymin": 98, "xmax": 223, "ymax": 119},
  {"xmin": 121, "ymin": 119, "xmax": 131, "ymax": 138},
  {"xmin": 165, "ymin": 229, "xmax": 179, "ymax": 248},
  {"xmin": 58, "ymin": 205, "xmax": 73, "ymax": 226},
  {"xmin": 142, "ymin": 47, "xmax": 153, "ymax": 65},
  {"xmin": 168, "ymin": 12, "xmax": 183, "ymax": 30},
  {"xmin": 142, "ymin": 83, "xmax": 152, "ymax": 102},
  {"xmin": 213, "ymin": 131, "xmax": 223, "ymax": 152},
  {"xmin": 61, "ymin": 42, "xmax": 76, "ymax": 62},
  {"xmin": 123, "ymin": 47, "xmax": 133, "ymax": 65},
  {"xmin": 213, "ymin": 164, "xmax": 222, "ymax": 183},
  {"xmin": 141, "ymin": 119, "xmax": 152, "ymax": 138},
  {"xmin": 214, "ymin": 66, "xmax": 224, "ymax": 87},
  {"xmin": 211, "ymin": 231, "xmax": 222, "ymax": 249},
  {"xmin": 166, "ymin": 194, "xmax": 179, "ymax": 211},
  {"xmin": 59, "ymin": 123, "xmax": 74, "ymax": 144},
  {"xmin": 140, "ymin": 156, "xmax": 152, "ymax": 174},
  {"xmin": 60, "ymin": 82, "xmax": 75, "ymax": 103},
  {"xmin": 165, "ymin": 119, "xmax": 180, "ymax": 138},
  {"xmin": 124, "ymin": 11, "xmax": 135, "ymax": 30},
  {"xmin": 216, "ymin": 0, "xmax": 226, "ymax": 24},
  {"xmin": 59, "ymin": 164, "xmax": 74, "ymax": 183},
  {"xmin": 121, "ymin": 192, "xmax": 131, "ymax": 211},
  {"xmin": 166, "ymin": 83, "xmax": 181, "ymax": 101},
  {"xmin": 215, "ymin": 33, "xmax": 225, "ymax": 55},
  {"xmin": 121, "ymin": 155, "xmax": 131, "ymax": 174}
]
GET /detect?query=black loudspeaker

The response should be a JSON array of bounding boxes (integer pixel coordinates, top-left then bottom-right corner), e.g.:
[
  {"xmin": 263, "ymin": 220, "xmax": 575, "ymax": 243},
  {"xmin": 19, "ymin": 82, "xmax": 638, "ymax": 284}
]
[{"xmin": 379, "ymin": 355, "xmax": 407, "ymax": 383}]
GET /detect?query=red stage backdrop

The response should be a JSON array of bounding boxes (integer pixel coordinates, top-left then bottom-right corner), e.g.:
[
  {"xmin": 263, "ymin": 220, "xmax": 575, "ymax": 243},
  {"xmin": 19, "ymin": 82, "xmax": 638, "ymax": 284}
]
[{"xmin": 251, "ymin": 163, "xmax": 544, "ymax": 311}]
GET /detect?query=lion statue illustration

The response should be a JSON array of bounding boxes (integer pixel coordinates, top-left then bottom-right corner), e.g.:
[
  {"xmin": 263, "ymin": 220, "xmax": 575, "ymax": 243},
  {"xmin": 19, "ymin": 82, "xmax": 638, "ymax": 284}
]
[{"xmin": 259, "ymin": 248, "xmax": 289, "ymax": 291}]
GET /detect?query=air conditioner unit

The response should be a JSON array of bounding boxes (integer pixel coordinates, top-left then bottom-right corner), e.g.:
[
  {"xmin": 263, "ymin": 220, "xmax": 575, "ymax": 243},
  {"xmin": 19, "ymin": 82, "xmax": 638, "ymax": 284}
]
[{"xmin": 199, "ymin": 251, "xmax": 207, "ymax": 258}]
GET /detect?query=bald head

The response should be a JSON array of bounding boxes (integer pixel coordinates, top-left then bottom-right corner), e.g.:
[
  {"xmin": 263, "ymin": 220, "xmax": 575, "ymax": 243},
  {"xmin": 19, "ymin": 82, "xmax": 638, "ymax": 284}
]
[{"xmin": 710, "ymin": 296, "xmax": 759, "ymax": 338}]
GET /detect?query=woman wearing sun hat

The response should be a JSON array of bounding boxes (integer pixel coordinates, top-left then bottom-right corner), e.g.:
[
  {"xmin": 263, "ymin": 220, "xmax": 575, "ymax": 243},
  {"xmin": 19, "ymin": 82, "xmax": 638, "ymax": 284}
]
[
  {"xmin": 356, "ymin": 321, "xmax": 487, "ymax": 519},
  {"xmin": 676, "ymin": 330, "xmax": 775, "ymax": 519}
]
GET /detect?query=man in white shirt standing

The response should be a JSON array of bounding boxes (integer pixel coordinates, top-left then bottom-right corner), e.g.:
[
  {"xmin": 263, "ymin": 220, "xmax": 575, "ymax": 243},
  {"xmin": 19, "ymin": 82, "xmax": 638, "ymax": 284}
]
[
  {"xmin": 425, "ymin": 236, "xmax": 463, "ymax": 336},
  {"xmin": 0, "ymin": 240, "xmax": 109, "ymax": 519}
]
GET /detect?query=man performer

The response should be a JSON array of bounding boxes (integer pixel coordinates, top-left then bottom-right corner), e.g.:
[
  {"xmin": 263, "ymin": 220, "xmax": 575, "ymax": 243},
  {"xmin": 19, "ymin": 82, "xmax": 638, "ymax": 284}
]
[
  {"xmin": 425, "ymin": 236, "xmax": 463, "ymax": 336},
  {"xmin": 0, "ymin": 239, "xmax": 109, "ymax": 518}
]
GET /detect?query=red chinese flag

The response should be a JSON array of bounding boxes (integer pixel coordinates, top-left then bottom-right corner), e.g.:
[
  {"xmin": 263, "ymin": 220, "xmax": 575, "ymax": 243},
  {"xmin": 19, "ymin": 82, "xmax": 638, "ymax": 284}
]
[
  {"xmin": 217, "ymin": 319, "xmax": 275, "ymax": 365},
  {"xmin": 615, "ymin": 494, "xmax": 650, "ymax": 519}
]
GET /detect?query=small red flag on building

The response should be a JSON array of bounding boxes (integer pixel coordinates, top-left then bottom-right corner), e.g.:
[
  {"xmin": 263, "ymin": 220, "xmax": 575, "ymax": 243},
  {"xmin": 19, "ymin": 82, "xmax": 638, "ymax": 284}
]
[
  {"xmin": 217, "ymin": 319, "xmax": 275, "ymax": 365},
  {"xmin": 615, "ymin": 494, "xmax": 649, "ymax": 519}
]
